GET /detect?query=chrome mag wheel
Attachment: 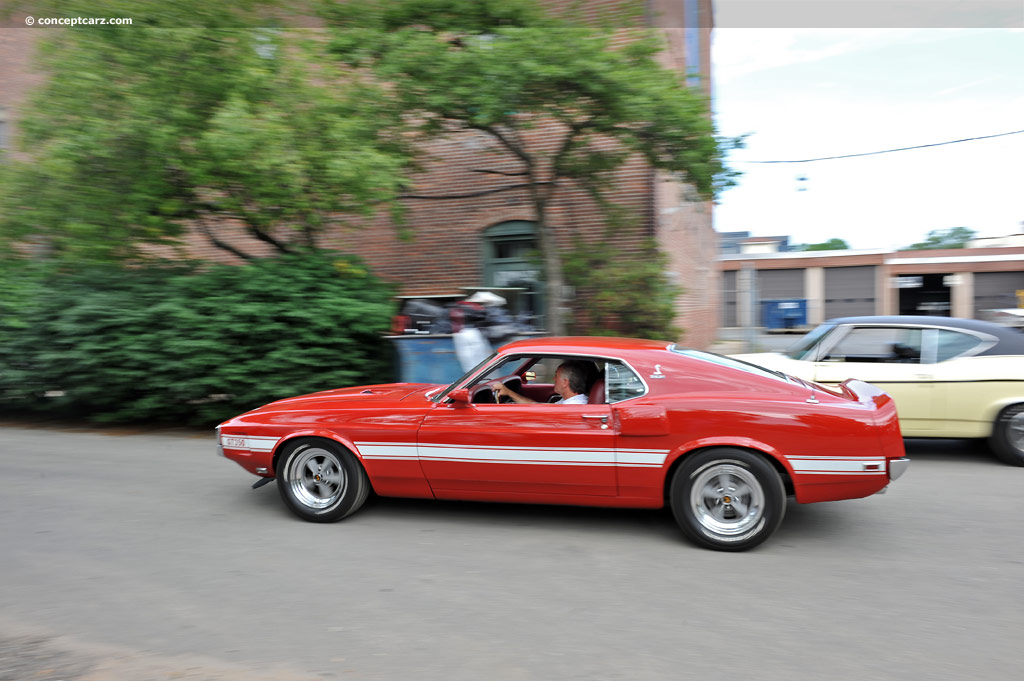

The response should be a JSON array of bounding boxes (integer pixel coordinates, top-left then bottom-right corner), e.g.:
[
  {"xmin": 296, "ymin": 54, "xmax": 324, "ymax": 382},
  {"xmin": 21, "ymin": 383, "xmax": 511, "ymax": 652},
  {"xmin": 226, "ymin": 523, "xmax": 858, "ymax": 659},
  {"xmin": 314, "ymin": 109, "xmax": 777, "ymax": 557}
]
[
  {"xmin": 286, "ymin": 446, "xmax": 348, "ymax": 510},
  {"xmin": 991, "ymin": 404, "xmax": 1024, "ymax": 466},
  {"xmin": 670, "ymin": 448, "xmax": 786, "ymax": 551},
  {"xmin": 689, "ymin": 463, "xmax": 766, "ymax": 538},
  {"xmin": 1007, "ymin": 410, "xmax": 1024, "ymax": 452}
]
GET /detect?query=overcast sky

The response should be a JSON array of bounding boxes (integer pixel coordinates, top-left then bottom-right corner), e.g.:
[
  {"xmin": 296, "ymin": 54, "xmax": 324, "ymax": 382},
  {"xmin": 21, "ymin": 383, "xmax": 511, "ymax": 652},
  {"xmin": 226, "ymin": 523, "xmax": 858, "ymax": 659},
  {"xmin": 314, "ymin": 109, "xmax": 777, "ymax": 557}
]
[{"xmin": 711, "ymin": 28, "xmax": 1024, "ymax": 250}]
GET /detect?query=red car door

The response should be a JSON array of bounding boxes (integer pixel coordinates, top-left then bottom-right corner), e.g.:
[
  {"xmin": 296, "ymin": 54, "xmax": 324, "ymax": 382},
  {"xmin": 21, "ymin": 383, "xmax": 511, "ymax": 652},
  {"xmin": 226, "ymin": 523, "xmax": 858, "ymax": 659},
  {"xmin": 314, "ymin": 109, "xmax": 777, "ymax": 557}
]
[{"xmin": 417, "ymin": 401, "xmax": 618, "ymax": 499}]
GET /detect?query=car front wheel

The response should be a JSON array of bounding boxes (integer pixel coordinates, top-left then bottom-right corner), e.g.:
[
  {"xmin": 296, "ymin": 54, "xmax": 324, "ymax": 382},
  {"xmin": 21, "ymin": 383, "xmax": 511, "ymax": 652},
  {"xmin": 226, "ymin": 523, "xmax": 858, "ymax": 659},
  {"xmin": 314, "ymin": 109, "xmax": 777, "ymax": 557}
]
[
  {"xmin": 989, "ymin": 404, "xmax": 1024, "ymax": 466},
  {"xmin": 276, "ymin": 438, "xmax": 370, "ymax": 522},
  {"xmin": 670, "ymin": 448, "xmax": 786, "ymax": 551}
]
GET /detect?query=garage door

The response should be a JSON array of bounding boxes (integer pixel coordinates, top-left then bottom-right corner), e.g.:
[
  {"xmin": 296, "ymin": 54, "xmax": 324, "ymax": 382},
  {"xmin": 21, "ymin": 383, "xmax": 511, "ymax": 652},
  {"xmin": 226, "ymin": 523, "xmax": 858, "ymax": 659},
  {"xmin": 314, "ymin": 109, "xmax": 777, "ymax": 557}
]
[
  {"xmin": 974, "ymin": 271, "xmax": 1024, "ymax": 316},
  {"xmin": 825, "ymin": 266, "xmax": 876, "ymax": 318},
  {"xmin": 757, "ymin": 269, "xmax": 804, "ymax": 299}
]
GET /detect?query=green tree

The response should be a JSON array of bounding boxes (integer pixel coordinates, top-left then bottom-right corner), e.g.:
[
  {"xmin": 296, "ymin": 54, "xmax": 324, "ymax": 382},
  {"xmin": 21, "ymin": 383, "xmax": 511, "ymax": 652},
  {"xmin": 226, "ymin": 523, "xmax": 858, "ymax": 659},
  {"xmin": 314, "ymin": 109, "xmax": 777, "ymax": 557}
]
[
  {"xmin": 798, "ymin": 238, "xmax": 850, "ymax": 251},
  {"xmin": 0, "ymin": 0, "xmax": 410, "ymax": 264},
  {"xmin": 906, "ymin": 227, "xmax": 976, "ymax": 251},
  {"xmin": 563, "ymin": 236, "xmax": 681, "ymax": 340},
  {"xmin": 322, "ymin": 0, "xmax": 734, "ymax": 335}
]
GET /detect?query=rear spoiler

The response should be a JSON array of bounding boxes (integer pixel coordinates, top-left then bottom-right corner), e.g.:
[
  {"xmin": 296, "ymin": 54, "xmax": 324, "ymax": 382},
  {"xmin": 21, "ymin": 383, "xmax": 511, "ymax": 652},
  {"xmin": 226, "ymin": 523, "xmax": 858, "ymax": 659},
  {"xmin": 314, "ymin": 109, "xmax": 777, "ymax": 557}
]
[{"xmin": 838, "ymin": 378, "xmax": 892, "ymax": 408}]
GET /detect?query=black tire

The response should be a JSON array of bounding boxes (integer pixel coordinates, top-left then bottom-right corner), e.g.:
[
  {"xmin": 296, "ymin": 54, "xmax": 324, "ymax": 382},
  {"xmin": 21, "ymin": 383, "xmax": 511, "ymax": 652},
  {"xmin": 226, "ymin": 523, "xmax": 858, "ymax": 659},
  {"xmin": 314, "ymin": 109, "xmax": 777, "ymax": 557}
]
[
  {"xmin": 276, "ymin": 438, "xmax": 370, "ymax": 522},
  {"xmin": 669, "ymin": 448, "xmax": 786, "ymax": 551},
  {"xmin": 989, "ymin": 404, "xmax": 1024, "ymax": 466}
]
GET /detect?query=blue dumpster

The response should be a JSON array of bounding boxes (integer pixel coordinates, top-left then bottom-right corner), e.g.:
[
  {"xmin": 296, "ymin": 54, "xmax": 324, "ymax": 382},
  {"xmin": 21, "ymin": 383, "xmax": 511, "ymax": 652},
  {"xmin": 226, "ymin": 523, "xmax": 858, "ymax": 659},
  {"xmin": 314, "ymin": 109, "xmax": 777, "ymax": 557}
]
[
  {"xmin": 388, "ymin": 331, "xmax": 548, "ymax": 385},
  {"xmin": 761, "ymin": 299, "xmax": 807, "ymax": 330},
  {"xmin": 388, "ymin": 335, "xmax": 466, "ymax": 385}
]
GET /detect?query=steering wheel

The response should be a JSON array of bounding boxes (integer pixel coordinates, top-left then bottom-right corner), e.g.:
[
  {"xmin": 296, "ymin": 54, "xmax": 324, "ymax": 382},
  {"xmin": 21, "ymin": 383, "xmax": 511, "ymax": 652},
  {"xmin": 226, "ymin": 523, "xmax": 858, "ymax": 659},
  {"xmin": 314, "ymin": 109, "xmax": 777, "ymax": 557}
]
[
  {"xmin": 489, "ymin": 376, "xmax": 522, "ymax": 404},
  {"xmin": 490, "ymin": 380, "xmax": 512, "ymax": 404}
]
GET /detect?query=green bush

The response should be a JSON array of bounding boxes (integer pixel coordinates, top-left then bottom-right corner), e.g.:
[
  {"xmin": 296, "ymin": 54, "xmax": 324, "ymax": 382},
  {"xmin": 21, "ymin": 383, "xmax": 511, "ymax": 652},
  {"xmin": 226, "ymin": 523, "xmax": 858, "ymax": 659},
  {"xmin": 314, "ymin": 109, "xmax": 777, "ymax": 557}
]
[{"xmin": 0, "ymin": 253, "xmax": 397, "ymax": 425}]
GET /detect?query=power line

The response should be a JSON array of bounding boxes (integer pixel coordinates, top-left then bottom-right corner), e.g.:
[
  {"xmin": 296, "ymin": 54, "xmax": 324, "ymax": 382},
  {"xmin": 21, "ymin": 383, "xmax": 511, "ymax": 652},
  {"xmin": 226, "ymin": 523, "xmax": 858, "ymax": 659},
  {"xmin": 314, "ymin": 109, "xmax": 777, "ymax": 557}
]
[{"xmin": 739, "ymin": 129, "xmax": 1024, "ymax": 164}]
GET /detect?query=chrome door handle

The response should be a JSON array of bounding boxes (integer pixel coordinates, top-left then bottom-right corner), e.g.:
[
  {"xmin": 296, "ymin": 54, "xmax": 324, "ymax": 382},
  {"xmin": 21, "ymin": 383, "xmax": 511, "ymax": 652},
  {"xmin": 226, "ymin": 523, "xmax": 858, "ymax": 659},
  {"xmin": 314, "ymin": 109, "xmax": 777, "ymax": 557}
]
[{"xmin": 581, "ymin": 414, "xmax": 609, "ymax": 429}]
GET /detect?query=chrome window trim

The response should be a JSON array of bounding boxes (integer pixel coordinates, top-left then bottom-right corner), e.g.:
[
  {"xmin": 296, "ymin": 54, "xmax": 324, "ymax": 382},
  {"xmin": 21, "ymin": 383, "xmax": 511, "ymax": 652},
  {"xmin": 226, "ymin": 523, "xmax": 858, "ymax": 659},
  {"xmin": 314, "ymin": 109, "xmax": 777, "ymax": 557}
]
[
  {"xmin": 921, "ymin": 328, "xmax": 938, "ymax": 365},
  {"xmin": 443, "ymin": 350, "xmax": 650, "ymax": 405}
]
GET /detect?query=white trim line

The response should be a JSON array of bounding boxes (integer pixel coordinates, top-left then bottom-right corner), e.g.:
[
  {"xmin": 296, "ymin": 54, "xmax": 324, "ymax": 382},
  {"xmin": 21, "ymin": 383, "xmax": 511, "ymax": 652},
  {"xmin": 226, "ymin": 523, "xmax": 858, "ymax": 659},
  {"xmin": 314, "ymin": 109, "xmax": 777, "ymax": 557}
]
[
  {"xmin": 786, "ymin": 456, "xmax": 886, "ymax": 473},
  {"xmin": 355, "ymin": 442, "xmax": 669, "ymax": 466},
  {"xmin": 720, "ymin": 248, "xmax": 890, "ymax": 261},
  {"xmin": 886, "ymin": 254, "xmax": 1024, "ymax": 265}
]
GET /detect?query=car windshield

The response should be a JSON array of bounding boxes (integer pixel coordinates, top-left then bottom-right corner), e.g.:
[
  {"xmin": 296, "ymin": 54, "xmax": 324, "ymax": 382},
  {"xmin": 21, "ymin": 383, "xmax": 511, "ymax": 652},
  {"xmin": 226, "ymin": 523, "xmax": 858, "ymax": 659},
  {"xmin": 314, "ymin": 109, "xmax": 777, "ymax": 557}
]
[
  {"xmin": 785, "ymin": 324, "xmax": 836, "ymax": 360},
  {"xmin": 431, "ymin": 351, "xmax": 497, "ymax": 403}
]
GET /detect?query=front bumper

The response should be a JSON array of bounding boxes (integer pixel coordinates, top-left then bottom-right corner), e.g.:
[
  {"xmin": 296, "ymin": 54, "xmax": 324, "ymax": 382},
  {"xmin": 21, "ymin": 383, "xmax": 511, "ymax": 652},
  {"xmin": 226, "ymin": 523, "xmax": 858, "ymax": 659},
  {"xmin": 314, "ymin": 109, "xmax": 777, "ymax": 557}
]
[{"xmin": 889, "ymin": 457, "xmax": 911, "ymax": 481}]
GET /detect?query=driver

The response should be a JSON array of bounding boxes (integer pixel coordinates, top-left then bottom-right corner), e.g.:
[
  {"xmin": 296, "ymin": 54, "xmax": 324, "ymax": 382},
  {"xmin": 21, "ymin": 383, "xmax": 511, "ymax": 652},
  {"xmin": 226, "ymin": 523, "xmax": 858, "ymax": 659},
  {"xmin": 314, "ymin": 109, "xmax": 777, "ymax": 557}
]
[{"xmin": 495, "ymin": 361, "xmax": 590, "ymax": 405}]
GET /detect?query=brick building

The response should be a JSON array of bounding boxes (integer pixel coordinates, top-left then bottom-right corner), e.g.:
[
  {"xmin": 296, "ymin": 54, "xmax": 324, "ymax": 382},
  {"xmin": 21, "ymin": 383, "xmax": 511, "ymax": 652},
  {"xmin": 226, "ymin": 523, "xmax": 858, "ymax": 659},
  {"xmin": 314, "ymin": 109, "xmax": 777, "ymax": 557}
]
[{"xmin": 1, "ymin": 0, "xmax": 720, "ymax": 347}]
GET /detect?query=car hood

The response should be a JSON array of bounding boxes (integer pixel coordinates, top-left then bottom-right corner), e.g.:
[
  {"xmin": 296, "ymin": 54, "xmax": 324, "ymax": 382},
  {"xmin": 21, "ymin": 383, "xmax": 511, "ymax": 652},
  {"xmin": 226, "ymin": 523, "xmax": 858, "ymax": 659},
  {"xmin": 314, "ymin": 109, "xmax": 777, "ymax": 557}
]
[{"xmin": 253, "ymin": 383, "xmax": 439, "ymax": 411}]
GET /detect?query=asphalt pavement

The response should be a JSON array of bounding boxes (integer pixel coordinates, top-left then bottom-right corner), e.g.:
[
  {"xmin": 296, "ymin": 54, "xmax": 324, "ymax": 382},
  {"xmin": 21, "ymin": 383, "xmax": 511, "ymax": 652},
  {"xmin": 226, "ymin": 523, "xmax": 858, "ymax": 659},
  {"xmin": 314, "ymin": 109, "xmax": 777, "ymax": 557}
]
[{"xmin": 1, "ymin": 425, "xmax": 1022, "ymax": 681}]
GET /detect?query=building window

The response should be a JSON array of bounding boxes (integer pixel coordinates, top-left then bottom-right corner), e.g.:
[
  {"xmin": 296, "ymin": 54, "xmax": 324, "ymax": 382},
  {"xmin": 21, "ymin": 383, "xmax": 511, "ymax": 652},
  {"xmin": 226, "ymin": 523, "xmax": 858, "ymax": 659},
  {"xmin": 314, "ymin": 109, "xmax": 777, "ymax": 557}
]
[{"xmin": 482, "ymin": 221, "xmax": 543, "ymax": 328}]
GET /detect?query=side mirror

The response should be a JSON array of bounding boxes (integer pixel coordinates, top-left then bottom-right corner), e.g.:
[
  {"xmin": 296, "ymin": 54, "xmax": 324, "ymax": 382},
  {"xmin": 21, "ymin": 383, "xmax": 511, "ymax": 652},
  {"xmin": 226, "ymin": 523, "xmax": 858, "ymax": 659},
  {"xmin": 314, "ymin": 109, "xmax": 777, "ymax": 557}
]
[
  {"xmin": 523, "ymin": 371, "xmax": 536, "ymax": 382},
  {"xmin": 448, "ymin": 388, "xmax": 471, "ymax": 404}
]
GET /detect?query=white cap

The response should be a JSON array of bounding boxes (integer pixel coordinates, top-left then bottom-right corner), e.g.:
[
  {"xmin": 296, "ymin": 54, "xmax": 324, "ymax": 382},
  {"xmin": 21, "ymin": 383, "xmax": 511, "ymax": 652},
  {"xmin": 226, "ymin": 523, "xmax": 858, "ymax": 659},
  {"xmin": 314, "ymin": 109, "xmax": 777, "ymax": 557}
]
[{"xmin": 464, "ymin": 291, "xmax": 507, "ymax": 306}]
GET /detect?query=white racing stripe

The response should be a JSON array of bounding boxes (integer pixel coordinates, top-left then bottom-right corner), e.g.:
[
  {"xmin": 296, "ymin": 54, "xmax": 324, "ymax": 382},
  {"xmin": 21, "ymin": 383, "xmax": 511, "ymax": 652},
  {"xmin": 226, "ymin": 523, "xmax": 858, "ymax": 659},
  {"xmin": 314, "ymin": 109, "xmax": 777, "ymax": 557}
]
[
  {"xmin": 357, "ymin": 443, "xmax": 419, "ymax": 461},
  {"xmin": 786, "ymin": 455, "xmax": 887, "ymax": 475},
  {"xmin": 355, "ymin": 442, "xmax": 669, "ymax": 467},
  {"xmin": 228, "ymin": 438, "xmax": 885, "ymax": 477}
]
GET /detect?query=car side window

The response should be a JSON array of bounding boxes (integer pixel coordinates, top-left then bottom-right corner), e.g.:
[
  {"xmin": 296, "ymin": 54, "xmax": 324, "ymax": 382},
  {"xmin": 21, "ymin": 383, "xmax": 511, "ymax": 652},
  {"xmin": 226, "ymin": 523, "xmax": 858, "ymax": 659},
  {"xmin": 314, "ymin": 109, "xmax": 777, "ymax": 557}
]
[
  {"xmin": 605, "ymin": 361, "xmax": 646, "ymax": 402},
  {"xmin": 824, "ymin": 327, "xmax": 923, "ymax": 364},
  {"xmin": 934, "ymin": 329, "xmax": 983, "ymax": 362},
  {"xmin": 527, "ymin": 357, "xmax": 562, "ymax": 384}
]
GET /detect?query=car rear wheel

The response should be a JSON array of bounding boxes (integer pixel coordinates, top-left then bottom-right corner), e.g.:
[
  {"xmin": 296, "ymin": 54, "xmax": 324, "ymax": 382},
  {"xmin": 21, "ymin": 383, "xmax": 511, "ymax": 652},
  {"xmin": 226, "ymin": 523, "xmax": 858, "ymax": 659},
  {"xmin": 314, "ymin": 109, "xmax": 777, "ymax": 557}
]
[
  {"xmin": 989, "ymin": 404, "xmax": 1024, "ymax": 466},
  {"xmin": 670, "ymin": 448, "xmax": 786, "ymax": 551},
  {"xmin": 276, "ymin": 438, "xmax": 370, "ymax": 522}
]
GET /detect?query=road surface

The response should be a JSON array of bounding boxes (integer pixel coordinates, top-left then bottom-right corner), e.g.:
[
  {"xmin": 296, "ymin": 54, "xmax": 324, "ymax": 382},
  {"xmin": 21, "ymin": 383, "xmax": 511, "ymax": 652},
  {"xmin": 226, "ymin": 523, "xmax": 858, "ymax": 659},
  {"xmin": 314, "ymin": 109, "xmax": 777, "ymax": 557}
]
[{"xmin": 0, "ymin": 425, "xmax": 1021, "ymax": 680}]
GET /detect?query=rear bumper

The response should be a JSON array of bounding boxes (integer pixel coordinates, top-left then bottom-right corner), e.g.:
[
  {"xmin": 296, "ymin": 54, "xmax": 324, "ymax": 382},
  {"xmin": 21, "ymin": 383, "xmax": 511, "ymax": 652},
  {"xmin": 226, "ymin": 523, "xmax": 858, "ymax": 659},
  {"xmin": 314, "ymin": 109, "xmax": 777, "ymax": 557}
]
[{"xmin": 889, "ymin": 457, "xmax": 911, "ymax": 481}]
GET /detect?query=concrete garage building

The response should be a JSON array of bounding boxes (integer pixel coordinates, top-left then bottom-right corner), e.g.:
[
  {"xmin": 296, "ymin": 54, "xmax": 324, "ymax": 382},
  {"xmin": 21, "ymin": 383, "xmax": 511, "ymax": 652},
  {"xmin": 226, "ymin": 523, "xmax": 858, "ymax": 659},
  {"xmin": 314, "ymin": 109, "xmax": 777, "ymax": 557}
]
[{"xmin": 721, "ymin": 244, "xmax": 1024, "ymax": 328}]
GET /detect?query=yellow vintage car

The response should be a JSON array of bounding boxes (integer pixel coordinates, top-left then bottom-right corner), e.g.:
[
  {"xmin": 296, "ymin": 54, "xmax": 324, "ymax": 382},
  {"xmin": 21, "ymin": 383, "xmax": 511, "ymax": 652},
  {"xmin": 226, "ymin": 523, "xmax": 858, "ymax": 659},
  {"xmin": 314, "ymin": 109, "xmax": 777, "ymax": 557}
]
[{"xmin": 732, "ymin": 316, "xmax": 1024, "ymax": 466}]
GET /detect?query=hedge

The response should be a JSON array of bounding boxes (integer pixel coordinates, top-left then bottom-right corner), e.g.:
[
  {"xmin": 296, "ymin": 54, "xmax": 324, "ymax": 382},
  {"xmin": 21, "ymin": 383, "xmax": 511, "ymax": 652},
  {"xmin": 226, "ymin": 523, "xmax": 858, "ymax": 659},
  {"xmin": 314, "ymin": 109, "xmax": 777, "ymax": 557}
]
[{"xmin": 0, "ymin": 253, "xmax": 397, "ymax": 425}]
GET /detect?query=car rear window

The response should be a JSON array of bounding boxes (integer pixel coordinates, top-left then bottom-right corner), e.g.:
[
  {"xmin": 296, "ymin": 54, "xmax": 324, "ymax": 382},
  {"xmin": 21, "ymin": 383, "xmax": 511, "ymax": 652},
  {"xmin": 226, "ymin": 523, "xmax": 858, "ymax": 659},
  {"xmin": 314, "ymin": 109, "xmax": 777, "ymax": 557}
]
[
  {"xmin": 668, "ymin": 347, "xmax": 792, "ymax": 383},
  {"xmin": 935, "ymin": 329, "xmax": 986, "ymax": 362}
]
